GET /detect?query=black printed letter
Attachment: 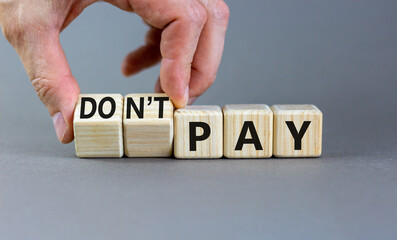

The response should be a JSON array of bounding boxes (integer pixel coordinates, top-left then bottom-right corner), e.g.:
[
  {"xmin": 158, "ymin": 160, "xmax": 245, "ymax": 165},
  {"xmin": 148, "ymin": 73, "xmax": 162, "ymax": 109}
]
[
  {"xmin": 235, "ymin": 121, "xmax": 263, "ymax": 151},
  {"xmin": 126, "ymin": 97, "xmax": 144, "ymax": 119},
  {"xmin": 98, "ymin": 97, "xmax": 116, "ymax": 119},
  {"xmin": 189, "ymin": 122, "xmax": 211, "ymax": 151},
  {"xmin": 80, "ymin": 97, "xmax": 96, "ymax": 119},
  {"xmin": 154, "ymin": 97, "xmax": 169, "ymax": 118},
  {"xmin": 286, "ymin": 121, "xmax": 311, "ymax": 150}
]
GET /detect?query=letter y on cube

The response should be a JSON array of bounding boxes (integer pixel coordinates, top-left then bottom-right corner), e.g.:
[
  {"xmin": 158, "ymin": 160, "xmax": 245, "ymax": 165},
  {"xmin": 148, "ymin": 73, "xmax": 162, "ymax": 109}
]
[{"xmin": 271, "ymin": 105, "xmax": 322, "ymax": 157}]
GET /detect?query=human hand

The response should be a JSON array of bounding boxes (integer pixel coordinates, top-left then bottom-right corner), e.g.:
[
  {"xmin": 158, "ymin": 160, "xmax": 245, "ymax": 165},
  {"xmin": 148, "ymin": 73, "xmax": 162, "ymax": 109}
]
[{"xmin": 0, "ymin": 0, "xmax": 229, "ymax": 143}]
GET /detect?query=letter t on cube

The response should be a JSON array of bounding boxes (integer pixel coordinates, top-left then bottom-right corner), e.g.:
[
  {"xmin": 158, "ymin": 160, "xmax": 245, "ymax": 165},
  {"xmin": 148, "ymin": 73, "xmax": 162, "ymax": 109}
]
[
  {"xmin": 123, "ymin": 94, "xmax": 174, "ymax": 157},
  {"xmin": 271, "ymin": 105, "xmax": 323, "ymax": 157}
]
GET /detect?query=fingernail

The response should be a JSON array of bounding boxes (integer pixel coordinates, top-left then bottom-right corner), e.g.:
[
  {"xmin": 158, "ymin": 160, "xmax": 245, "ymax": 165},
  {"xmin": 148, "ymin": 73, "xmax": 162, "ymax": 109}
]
[
  {"xmin": 188, "ymin": 97, "xmax": 197, "ymax": 105},
  {"xmin": 184, "ymin": 86, "xmax": 190, "ymax": 106},
  {"xmin": 52, "ymin": 112, "xmax": 68, "ymax": 143}
]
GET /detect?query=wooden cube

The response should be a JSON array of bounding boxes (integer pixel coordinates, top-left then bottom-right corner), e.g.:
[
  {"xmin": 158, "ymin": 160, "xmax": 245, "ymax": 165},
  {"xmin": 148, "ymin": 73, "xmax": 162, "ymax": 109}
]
[
  {"xmin": 174, "ymin": 106, "xmax": 223, "ymax": 159},
  {"xmin": 123, "ymin": 93, "xmax": 174, "ymax": 157},
  {"xmin": 73, "ymin": 94, "xmax": 124, "ymax": 158},
  {"xmin": 271, "ymin": 105, "xmax": 322, "ymax": 157},
  {"xmin": 223, "ymin": 104, "xmax": 273, "ymax": 158}
]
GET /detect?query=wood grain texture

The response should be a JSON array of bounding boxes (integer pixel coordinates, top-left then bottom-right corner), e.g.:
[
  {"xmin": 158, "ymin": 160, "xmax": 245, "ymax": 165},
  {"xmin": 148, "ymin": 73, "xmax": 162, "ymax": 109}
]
[
  {"xmin": 174, "ymin": 106, "xmax": 223, "ymax": 159},
  {"xmin": 73, "ymin": 94, "xmax": 124, "ymax": 158},
  {"xmin": 223, "ymin": 104, "xmax": 273, "ymax": 158},
  {"xmin": 271, "ymin": 105, "xmax": 322, "ymax": 157},
  {"xmin": 123, "ymin": 93, "xmax": 174, "ymax": 157}
]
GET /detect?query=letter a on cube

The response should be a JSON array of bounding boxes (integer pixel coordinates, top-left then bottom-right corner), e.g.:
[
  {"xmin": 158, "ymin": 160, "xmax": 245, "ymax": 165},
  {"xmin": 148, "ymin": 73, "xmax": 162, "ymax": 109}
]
[
  {"xmin": 174, "ymin": 106, "xmax": 223, "ymax": 159},
  {"xmin": 123, "ymin": 93, "xmax": 174, "ymax": 157},
  {"xmin": 223, "ymin": 104, "xmax": 273, "ymax": 158},
  {"xmin": 271, "ymin": 105, "xmax": 323, "ymax": 157},
  {"xmin": 73, "ymin": 94, "xmax": 124, "ymax": 158}
]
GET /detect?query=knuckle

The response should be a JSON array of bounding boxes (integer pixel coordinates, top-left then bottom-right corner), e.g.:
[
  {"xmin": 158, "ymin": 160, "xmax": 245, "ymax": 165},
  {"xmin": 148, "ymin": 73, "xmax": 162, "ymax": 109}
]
[
  {"xmin": 212, "ymin": 0, "xmax": 230, "ymax": 24},
  {"xmin": 1, "ymin": 20, "xmax": 19, "ymax": 44},
  {"xmin": 1, "ymin": 25, "xmax": 13, "ymax": 43},
  {"xmin": 2, "ymin": 18, "xmax": 33, "ymax": 47},
  {"xmin": 0, "ymin": 5, "xmax": 55, "ymax": 47},
  {"xmin": 186, "ymin": 2, "xmax": 208, "ymax": 27},
  {"xmin": 31, "ymin": 77, "xmax": 56, "ymax": 106}
]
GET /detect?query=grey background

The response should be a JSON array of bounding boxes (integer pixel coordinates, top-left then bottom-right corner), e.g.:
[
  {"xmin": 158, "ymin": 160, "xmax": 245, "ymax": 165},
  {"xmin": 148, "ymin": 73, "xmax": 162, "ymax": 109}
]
[{"xmin": 1, "ymin": 0, "xmax": 397, "ymax": 239}]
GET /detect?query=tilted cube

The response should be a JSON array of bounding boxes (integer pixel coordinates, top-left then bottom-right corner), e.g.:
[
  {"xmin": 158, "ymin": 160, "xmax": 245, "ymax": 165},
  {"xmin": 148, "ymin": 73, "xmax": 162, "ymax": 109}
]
[{"xmin": 123, "ymin": 93, "xmax": 174, "ymax": 157}]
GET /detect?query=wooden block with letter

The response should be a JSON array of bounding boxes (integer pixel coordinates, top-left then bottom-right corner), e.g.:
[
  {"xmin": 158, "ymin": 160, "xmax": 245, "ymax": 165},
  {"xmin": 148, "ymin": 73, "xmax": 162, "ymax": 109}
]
[
  {"xmin": 174, "ymin": 106, "xmax": 223, "ymax": 159},
  {"xmin": 123, "ymin": 93, "xmax": 174, "ymax": 157},
  {"xmin": 223, "ymin": 104, "xmax": 273, "ymax": 158},
  {"xmin": 73, "ymin": 94, "xmax": 124, "ymax": 158},
  {"xmin": 271, "ymin": 104, "xmax": 322, "ymax": 157}
]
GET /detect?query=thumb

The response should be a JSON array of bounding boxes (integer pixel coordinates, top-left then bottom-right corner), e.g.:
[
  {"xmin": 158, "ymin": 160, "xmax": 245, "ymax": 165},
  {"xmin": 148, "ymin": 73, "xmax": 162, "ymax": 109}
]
[{"xmin": 18, "ymin": 32, "xmax": 80, "ymax": 143}]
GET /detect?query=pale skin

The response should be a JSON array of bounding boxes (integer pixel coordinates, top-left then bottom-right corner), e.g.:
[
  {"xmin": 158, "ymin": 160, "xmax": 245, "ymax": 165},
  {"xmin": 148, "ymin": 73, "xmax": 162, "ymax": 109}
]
[{"xmin": 0, "ymin": 0, "xmax": 229, "ymax": 143}]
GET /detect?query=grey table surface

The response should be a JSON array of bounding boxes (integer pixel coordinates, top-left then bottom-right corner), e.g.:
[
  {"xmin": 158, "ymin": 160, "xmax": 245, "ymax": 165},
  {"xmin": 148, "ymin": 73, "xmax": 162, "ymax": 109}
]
[{"xmin": 1, "ymin": 1, "xmax": 397, "ymax": 239}]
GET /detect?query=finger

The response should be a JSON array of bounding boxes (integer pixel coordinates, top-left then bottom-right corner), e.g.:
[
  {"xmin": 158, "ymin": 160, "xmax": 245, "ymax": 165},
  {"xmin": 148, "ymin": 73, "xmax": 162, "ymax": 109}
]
[
  {"xmin": 61, "ymin": 0, "xmax": 98, "ymax": 31},
  {"xmin": 154, "ymin": 77, "xmax": 163, "ymax": 93},
  {"xmin": 121, "ymin": 26, "xmax": 162, "ymax": 76},
  {"xmin": 130, "ymin": 0, "xmax": 208, "ymax": 108},
  {"xmin": 189, "ymin": 0, "xmax": 229, "ymax": 101},
  {"xmin": 16, "ymin": 32, "xmax": 80, "ymax": 144}
]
